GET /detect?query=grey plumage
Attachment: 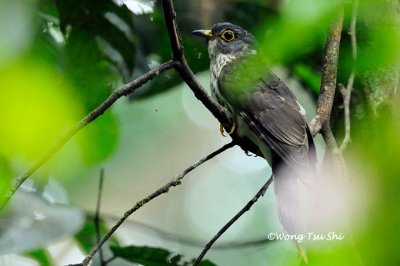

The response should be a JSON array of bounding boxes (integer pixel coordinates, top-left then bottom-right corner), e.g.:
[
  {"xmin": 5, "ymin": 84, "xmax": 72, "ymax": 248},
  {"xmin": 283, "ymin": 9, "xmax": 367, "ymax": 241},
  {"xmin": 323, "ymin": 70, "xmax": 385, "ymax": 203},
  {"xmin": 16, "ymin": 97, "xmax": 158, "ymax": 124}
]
[{"xmin": 193, "ymin": 23, "xmax": 316, "ymax": 247}]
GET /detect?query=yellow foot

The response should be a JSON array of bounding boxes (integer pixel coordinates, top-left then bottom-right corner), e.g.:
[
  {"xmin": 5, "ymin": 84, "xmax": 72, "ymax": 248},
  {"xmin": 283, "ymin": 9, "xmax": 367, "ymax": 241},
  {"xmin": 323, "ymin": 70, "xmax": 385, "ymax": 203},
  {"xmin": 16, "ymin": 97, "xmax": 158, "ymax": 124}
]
[{"xmin": 219, "ymin": 120, "xmax": 236, "ymax": 137}]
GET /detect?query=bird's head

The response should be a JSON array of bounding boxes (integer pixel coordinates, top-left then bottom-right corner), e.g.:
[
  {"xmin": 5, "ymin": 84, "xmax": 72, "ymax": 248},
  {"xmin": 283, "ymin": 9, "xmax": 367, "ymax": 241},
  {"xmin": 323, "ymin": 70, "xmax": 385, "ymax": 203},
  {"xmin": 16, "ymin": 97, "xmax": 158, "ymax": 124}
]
[{"xmin": 192, "ymin": 22, "xmax": 256, "ymax": 61}]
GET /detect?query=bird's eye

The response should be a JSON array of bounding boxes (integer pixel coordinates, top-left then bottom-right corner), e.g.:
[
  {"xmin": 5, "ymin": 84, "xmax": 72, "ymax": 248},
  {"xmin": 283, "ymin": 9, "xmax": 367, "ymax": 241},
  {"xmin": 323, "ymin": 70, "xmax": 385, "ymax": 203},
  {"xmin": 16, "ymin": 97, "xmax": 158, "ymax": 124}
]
[{"xmin": 220, "ymin": 30, "xmax": 235, "ymax": 42}]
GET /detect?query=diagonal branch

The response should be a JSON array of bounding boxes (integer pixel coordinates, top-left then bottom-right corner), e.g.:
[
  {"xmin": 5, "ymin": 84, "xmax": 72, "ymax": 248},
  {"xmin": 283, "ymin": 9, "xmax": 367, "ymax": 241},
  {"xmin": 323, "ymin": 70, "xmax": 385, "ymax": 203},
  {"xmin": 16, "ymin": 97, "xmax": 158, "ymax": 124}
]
[
  {"xmin": 0, "ymin": 60, "xmax": 177, "ymax": 210},
  {"xmin": 77, "ymin": 142, "xmax": 235, "ymax": 266},
  {"xmin": 162, "ymin": 0, "xmax": 232, "ymax": 127},
  {"xmin": 192, "ymin": 176, "xmax": 273, "ymax": 266},
  {"xmin": 162, "ymin": 0, "xmax": 259, "ymax": 155}
]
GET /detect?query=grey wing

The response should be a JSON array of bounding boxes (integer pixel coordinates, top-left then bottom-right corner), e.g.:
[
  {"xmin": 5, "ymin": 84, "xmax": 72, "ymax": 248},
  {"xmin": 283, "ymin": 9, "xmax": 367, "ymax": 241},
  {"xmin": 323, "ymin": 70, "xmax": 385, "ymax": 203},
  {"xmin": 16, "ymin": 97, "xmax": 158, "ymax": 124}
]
[{"xmin": 240, "ymin": 74, "xmax": 315, "ymax": 171}]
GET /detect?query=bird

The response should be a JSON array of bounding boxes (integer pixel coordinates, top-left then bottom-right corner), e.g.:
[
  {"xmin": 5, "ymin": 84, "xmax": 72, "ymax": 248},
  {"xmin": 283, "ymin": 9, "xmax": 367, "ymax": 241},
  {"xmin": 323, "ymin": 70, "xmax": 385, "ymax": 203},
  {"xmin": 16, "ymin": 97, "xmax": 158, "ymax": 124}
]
[{"xmin": 192, "ymin": 22, "xmax": 316, "ymax": 260}]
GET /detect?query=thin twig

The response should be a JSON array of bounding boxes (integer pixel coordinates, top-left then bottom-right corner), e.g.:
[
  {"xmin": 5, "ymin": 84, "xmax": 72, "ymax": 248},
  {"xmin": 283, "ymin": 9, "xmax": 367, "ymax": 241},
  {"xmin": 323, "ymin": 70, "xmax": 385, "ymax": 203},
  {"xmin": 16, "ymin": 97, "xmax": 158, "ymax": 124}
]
[
  {"xmin": 104, "ymin": 255, "xmax": 116, "ymax": 265},
  {"xmin": 339, "ymin": 0, "xmax": 358, "ymax": 152},
  {"xmin": 349, "ymin": 0, "xmax": 358, "ymax": 60},
  {"xmin": 192, "ymin": 176, "xmax": 273, "ymax": 265},
  {"xmin": 89, "ymin": 213, "xmax": 273, "ymax": 249},
  {"xmin": 94, "ymin": 169, "xmax": 105, "ymax": 266},
  {"xmin": 0, "ymin": 60, "xmax": 177, "ymax": 210},
  {"xmin": 79, "ymin": 142, "xmax": 235, "ymax": 266},
  {"xmin": 339, "ymin": 72, "xmax": 354, "ymax": 153}
]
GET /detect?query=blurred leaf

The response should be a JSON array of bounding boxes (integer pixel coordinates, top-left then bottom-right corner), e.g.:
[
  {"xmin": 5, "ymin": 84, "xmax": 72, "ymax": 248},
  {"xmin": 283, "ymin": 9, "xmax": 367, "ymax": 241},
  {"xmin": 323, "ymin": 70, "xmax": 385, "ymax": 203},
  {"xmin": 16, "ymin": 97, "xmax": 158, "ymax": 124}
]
[
  {"xmin": 0, "ymin": 0, "xmax": 34, "ymax": 64},
  {"xmin": 0, "ymin": 59, "xmax": 83, "ymax": 160},
  {"xmin": 111, "ymin": 245, "xmax": 182, "ymax": 266},
  {"xmin": 357, "ymin": 26, "xmax": 400, "ymax": 73},
  {"xmin": 256, "ymin": 0, "xmax": 344, "ymax": 66},
  {"xmin": 128, "ymin": 9, "xmax": 182, "ymax": 99},
  {"xmin": 63, "ymin": 30, "xmax": 120, "ymax": 164},
  {"xmin": 196, "ymin": 261, "xmax": 217, "ymax": 266},
  {"xmin": 0, "ymin": 191, "xmax": 85, "ymax": 255},
  {"xmin": 0, "ymin": 157, "xmax": 12, "ymax": 204},
  {"xmin": 225, "ymin": 1, "xmax": 278, "ymax": 31},
  {"xmin": 56, "ymin": 0, "xmax": 136, "ymax": 79},
  {"xmin": 63, "ymin": 30, "xmax": 119, "ymax": 111},
  {"xmin": 115, "ymin": 0, "xmax": 155, "ymax": 15},
  {"xmin": 75, "ymin": 217, "xmax": 120, "ymax": 254},
  {"xmin": 24, "ymin": 249, "xmax": 52, "ymax": 266},
  {"xmin": 128, "ymin": 6, "xmax": 211, "ymax": 99},
  {"xmin": 111, "ymin": 245, "xmax": 217, "ymax": 266},
  {"xmin": 351, "ymin": 108, "xmax": 400, "ymax": 265},
  {"xmin": 76, "ymin": 111, "xmax": 119, "ymax": 165},
  {"xmin": 37, "ymin": 0, "xmax": 59, "ymax": 20},
  {"xmin": 294, "ymin": 64, "xmax": 321, "ymax": 94}
]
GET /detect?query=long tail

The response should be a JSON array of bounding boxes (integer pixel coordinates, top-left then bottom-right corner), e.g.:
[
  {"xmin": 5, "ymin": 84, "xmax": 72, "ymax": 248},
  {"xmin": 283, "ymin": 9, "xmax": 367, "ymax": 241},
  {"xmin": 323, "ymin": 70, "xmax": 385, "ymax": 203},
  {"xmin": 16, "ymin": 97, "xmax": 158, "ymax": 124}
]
[
  {"xmin": 272, "ymin": 157, "xmax": 311, "ymax": 263},
  {"xmin": 273, "ymin": 165, "xmax": 304, "ymax": 235}
]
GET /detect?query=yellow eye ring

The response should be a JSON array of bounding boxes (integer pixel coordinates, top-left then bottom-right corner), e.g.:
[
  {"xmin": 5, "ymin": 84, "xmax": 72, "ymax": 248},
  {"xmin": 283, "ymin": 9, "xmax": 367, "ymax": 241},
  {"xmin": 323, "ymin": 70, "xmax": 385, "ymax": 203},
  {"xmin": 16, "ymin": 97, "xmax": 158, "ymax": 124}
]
[{"xmin": 220, "ymin": 29, "xmax": 235, "ymax": 42}]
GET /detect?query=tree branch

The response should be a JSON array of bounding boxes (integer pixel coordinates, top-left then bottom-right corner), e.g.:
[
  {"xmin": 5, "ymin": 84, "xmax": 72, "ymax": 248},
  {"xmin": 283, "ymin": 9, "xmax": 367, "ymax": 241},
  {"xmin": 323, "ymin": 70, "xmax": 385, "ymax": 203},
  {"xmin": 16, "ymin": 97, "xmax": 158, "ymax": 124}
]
[
  {"xmin": 161, "ymin": 0, "xmax": 232, "ymax": 128},
  {"xmin": 162, "ymin": 0, "xmax": 260, "ymax": 155},
  {"xmin": 192, "ymin": 176, "xmax": 273, "ymax": 265},
  {"xmin": 309, "ymin": 10, "xmax": 344, "ymax": 141},
  {"xmin": 0, "ymin": 60, "xmax": 177, "ymax": 210},
  {"xmin": 77, "ymin": 142, "xmax": 235, "ymax": 266}
]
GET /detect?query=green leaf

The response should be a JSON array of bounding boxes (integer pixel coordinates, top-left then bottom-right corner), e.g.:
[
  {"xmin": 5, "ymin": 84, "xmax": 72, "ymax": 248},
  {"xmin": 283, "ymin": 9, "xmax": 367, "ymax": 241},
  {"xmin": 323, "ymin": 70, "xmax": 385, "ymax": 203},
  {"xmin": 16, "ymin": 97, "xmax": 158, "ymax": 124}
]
[
  {"xmin": 293, "ymin": 63, "xmax": 321, "ymax": 94},
  {"xmin": 111, "ymin": 245, "xmax": 217, "ymax": 266},
  {"xmin": 56, "ymin": 0, "xmax": 136, "ymax": 78},
  {"xmin": 63, "ymin": 30, "xmax": 119, "ymax": 111},
  {"xmin": 24, "ymin": 249, "xmax": 52, "ymax": 266},
  {"xmin": 76, "ymin": 107, "xmax": 119, "ymax": 165},
  {"xmin": 0, "ymin": 157, "xmax": 12, "ymax": 204},
  {"xmin": 63, "ymin": 30, "xmax": 120, "ymax": 164},
  {"xmin": 198, "ymin": 261, "xmax": 218, "ymax": 266},
  {"xmin": 111, "ymin": 245, "xmax": 178, "ymax": 266}
]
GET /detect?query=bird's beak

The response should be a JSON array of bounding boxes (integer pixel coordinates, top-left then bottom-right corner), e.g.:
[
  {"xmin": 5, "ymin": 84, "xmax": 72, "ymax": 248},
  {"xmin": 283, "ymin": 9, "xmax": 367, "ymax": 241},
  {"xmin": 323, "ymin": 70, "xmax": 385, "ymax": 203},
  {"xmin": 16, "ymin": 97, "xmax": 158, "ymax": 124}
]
[{"xmin": 192, "ymin": 29, "xmax": 213, "ymax": 39}]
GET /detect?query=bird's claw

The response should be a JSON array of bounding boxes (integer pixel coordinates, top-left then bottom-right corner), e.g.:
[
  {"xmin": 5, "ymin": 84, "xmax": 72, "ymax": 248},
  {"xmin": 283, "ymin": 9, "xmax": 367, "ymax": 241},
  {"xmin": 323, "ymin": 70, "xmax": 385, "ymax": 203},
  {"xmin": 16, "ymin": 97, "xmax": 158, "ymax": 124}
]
[
  {"xmin": 219, "ymin": 120, "xmax": 236, "ymax": 137},
  {"xmin": 220, "ymin": 124, "xmax": 226, "ymax": 137}
]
